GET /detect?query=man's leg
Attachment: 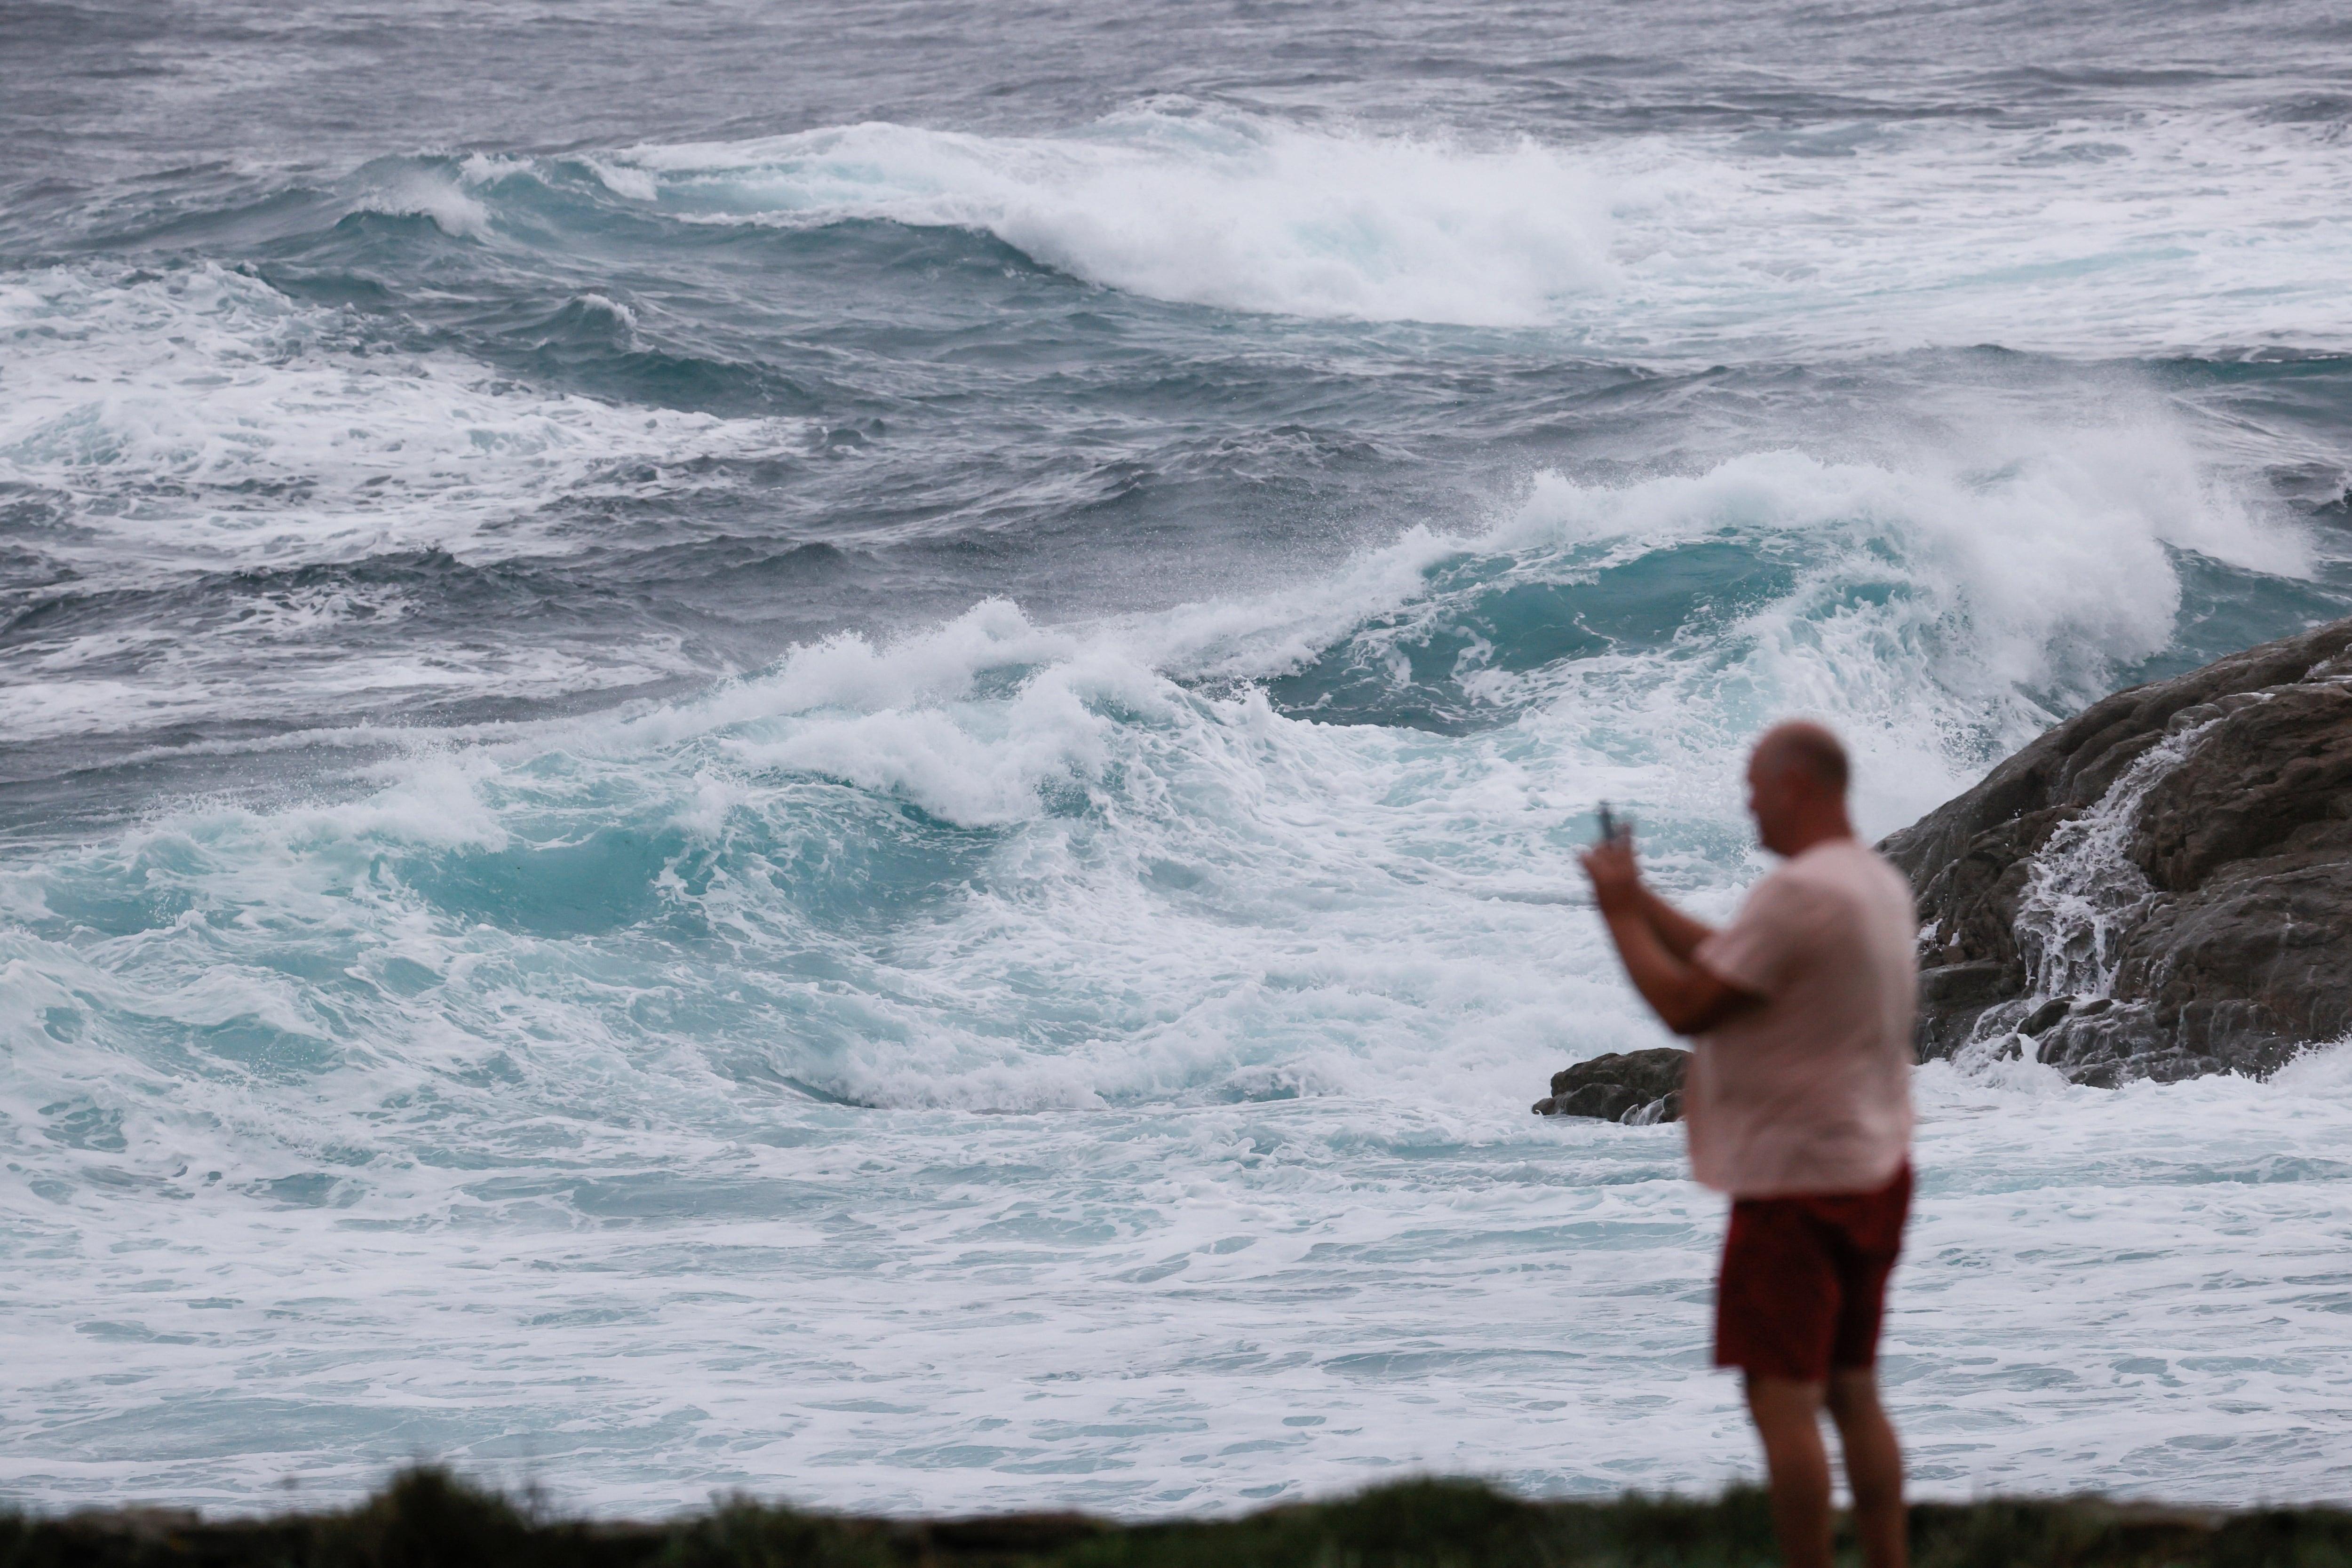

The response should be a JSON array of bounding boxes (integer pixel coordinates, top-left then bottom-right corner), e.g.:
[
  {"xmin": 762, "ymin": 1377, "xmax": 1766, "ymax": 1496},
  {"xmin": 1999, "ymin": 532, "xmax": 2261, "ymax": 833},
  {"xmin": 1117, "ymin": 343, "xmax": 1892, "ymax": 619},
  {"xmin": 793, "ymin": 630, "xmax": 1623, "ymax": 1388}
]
[
  {"xmin": 1744, "ymin": 1373, "xmax": 1831, "ymax": 1568},
  {"xmin": 1826, "ymin": 1367, "xmax": 1906, "ymax": 1568}
]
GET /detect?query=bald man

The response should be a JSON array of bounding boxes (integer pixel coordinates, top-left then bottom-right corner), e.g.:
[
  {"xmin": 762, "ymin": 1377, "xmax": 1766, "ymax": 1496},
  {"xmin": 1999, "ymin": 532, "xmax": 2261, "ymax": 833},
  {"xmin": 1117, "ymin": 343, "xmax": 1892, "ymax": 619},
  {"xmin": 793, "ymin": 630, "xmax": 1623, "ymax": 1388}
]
[{"xmin": 1581, "ymin": 723, "xmax": 1919, "ymax": 1568}]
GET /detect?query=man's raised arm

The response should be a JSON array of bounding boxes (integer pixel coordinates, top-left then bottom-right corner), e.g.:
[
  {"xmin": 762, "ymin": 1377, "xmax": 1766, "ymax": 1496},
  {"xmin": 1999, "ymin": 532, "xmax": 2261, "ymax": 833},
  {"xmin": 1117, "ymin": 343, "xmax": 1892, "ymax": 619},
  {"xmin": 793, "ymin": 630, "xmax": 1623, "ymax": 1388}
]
[
  {"xmin": 1629, "ymin": 881, "xmax": 1716, "ymax": 964},
  {"xmin": 1579, "ymin": 837, "xmax": 1757, "ymax": 1036}
]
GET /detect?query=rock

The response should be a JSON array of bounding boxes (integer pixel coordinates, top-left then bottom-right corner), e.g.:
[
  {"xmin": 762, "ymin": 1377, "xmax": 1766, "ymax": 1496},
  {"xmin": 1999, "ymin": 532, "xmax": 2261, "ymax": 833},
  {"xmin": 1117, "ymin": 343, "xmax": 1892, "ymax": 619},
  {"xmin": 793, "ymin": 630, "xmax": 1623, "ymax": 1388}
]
[
  {"xmin": 2017, "ymin": 996, "xmax": 2073, "ymax": 1037},
  {"xmin": 1882, "ymin": 617, "xmax": 2352, "ymax": 1085},
  {"xmin": 1550, "ymin": 1048, "xmax": 1690, "ymax": 1104},
  {"xmin": 1541, "ymin": 1083, "xmax": 1640, "ymax": 1121},
  {"xmin": 1534, "ymin": 1047, "xmax": 1689, "ymax": 1122},
  {"xmin": 1624, "ymin": 1090, "xmax": 1683, "ymax": 1127}
]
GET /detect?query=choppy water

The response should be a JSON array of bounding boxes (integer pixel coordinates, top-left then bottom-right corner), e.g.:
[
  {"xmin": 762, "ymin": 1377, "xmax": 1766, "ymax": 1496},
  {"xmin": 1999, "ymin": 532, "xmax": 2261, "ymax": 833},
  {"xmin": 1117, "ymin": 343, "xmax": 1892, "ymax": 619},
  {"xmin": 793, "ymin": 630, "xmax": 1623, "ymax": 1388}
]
[{"xmin": 4, "ymin": 0, "xmax": 2351, "ymax": 1518}]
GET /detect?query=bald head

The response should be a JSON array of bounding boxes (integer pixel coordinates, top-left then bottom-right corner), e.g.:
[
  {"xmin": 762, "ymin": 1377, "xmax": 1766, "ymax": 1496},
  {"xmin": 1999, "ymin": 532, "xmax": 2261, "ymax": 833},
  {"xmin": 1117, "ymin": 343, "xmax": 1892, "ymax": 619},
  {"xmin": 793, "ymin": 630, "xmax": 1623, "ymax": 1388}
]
[
  {"xmin": 1753, "ymin": 721, "xmax": 1850, "ymax": 796},
  {"xmin": 1744, "ymin": 721, "xmax": 1855, "ymax": 856}
]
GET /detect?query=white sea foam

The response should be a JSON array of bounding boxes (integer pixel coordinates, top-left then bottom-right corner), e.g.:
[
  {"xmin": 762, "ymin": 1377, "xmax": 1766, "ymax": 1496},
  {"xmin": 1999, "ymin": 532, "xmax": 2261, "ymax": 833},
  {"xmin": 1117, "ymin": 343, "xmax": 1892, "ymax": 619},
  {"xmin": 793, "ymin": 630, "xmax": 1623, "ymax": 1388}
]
[
  {"xmin": 1128, "ymin": 422, "xmax": 2309, "ymax": 840},
  {"xmin": 596, "ymin": 106, "xmax": 2352, "ymax": 354},
  {"xmin": 0, "ymin": 1029, "xmax": 2345, "ymax": 1514},
  {"xmin": 0, "ymin": 263, "xmax": 805, "ymax": 581},
  {"xmin": 0, "ymin": 263, "xmax": 803, "ymax": 733},
  {"xmin": 2, "ymin": 279, "xmax": 2344, "ymax": 1513},
  {"xmin": 0, "ymin": 629, "xmax": 697, "ymax": 745},
  {"xmin": 348, "ymin": 169, "xmax": 493, "ymax": 239},
  {"xmin": 612, "ymin": 113, "xmax": 1615, "ymax": 328},
  {"xmin": 2009, "ymin": 717, "xmax": 2217, "ymax": 1007},
  {"xmin": 8, "ymin": 436, "xmax": 2338, "ymax": 1511}
]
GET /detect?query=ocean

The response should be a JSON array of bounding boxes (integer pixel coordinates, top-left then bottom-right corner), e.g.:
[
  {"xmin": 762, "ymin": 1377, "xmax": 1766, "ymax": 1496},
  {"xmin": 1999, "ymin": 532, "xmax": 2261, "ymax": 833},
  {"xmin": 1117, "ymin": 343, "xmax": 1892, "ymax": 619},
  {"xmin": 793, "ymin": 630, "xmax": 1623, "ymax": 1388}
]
[{"xmin": 4, "ymin": 0, "xmax": 2351, "ymax": 1518}]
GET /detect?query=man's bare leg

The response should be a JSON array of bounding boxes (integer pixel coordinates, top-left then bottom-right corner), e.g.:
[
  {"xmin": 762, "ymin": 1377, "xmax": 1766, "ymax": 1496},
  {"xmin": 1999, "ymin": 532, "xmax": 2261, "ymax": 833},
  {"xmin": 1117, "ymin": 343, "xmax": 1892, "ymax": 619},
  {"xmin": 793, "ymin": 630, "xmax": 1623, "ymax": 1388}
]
[
  {"xmin": 1744, "ymin": 1374, "xmax": 1832, "ymax": 1568},
  {"xmin": 1825, "ymin": 1368, "xmax": 1906, "ymax": 1568}
]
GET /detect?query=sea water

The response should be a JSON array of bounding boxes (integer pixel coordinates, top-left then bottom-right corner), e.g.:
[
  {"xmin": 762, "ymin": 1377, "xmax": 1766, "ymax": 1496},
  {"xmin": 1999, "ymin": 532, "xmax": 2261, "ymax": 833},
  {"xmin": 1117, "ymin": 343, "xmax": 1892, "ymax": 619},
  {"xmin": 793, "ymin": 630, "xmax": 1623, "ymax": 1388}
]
[{"xmin": 3, "ymin": 0, "xmax": 2351, "ymax": 1518}]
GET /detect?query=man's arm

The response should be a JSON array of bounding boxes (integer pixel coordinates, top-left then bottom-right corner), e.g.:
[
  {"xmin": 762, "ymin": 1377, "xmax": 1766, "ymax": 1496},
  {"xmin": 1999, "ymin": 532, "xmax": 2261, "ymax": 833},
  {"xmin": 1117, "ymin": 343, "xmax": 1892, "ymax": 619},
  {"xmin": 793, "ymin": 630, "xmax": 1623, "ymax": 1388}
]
[
  {"xmin": 1629, "ymin": 882, "xmax": 1716, "ymax": 964},
  {"xmin": 1580, "ymin": 838, "xmax": 1761, "ymax": 1036}
]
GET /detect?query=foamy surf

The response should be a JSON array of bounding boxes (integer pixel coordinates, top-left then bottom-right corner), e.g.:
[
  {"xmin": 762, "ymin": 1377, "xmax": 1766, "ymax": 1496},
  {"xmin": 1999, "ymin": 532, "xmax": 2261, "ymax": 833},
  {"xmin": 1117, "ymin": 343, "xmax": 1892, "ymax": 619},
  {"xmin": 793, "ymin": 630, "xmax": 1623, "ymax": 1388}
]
[
  {"xmin": 576, "ymin": 105, "xmax": 2352, "ymax": 354},
  {"xmin": 0, "ymin": 264, "xmax": 807, "ymax": 581}
]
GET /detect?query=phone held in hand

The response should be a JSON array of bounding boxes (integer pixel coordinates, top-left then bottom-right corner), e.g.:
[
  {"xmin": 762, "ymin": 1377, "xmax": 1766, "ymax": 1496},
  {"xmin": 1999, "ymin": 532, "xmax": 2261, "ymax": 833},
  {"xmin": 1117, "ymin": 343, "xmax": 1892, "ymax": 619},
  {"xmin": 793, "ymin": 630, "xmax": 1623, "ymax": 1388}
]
[{"xmin": 1595, "ymin": 802, "xmax": 1617, "ymax": 846}]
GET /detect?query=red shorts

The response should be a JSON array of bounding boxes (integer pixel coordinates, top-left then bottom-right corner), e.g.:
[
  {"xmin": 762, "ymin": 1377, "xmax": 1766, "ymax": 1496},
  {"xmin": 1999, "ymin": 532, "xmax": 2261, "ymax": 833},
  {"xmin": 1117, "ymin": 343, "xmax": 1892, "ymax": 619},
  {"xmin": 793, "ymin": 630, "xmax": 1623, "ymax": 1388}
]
[{"xmin": 1714, "ymin": 1162, "xmax": 1911, "ymax": 1382}]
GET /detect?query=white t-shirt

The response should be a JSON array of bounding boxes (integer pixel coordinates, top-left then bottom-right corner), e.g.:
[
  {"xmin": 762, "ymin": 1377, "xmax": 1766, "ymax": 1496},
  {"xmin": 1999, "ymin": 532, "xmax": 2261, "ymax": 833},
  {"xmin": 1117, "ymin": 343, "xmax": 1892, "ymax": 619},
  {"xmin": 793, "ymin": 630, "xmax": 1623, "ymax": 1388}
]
[{"xmin": 1687, "ymin": 838, "xmax": 1919, "ymax": 1198}]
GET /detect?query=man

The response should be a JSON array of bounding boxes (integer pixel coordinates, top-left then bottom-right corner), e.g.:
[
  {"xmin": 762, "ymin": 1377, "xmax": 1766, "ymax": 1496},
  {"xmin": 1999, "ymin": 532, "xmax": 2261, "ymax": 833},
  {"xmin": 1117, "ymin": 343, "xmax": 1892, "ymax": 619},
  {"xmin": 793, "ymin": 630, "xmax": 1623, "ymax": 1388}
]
[{"xmin": 1580, "ymin": 722, "xmax": 1918, "ymax": 1568}]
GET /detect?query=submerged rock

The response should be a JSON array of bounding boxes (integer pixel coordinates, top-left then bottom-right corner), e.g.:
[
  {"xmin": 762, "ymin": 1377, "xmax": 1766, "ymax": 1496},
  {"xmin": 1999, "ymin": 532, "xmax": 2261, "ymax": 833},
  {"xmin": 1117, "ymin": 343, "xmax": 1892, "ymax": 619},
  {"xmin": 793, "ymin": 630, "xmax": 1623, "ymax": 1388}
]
[
  {"xmin": 1534, "ymin": 1047, "xmax": 1688, "ymax": 1123},
  {"xmin": 1883, "ymin": 616, "xmax": 2352, "ymax": 1085}
]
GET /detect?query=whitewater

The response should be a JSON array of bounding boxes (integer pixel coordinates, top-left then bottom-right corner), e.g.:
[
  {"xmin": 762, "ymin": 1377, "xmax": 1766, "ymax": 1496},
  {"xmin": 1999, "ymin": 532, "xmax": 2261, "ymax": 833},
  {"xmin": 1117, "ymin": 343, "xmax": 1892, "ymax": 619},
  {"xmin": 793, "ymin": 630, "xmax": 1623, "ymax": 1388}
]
[{"xmin": 3, "ymin": 0, "xmax": 2351, "ymax": 1518}]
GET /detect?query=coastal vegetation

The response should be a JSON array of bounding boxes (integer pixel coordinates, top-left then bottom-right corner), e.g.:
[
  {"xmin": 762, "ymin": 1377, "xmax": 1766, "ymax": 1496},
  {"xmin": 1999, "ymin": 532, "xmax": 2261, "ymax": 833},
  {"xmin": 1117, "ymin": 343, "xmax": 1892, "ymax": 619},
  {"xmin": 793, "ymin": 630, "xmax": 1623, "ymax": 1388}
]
[{"xmin": 7, "ymin": 1467, "xmax": 2348, "ymax": 1567}]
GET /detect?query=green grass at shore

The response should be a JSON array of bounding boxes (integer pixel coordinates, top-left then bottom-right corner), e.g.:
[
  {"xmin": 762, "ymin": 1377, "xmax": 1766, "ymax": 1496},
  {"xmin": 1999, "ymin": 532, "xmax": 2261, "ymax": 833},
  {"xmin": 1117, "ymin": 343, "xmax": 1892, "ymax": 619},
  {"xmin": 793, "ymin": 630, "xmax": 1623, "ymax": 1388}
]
[{"xmin": 4, "ymin": 1466, "xmax": 2348, "ymax": 1567}]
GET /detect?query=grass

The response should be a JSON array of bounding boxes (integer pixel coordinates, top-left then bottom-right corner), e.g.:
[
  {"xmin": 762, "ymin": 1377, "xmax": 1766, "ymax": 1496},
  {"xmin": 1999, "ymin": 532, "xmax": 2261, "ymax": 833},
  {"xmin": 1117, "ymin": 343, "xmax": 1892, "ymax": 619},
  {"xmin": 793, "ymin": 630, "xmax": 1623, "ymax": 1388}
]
[{"xmin": 3, "ymin": 1467, "xmax": 2349, "ymax": 1567}]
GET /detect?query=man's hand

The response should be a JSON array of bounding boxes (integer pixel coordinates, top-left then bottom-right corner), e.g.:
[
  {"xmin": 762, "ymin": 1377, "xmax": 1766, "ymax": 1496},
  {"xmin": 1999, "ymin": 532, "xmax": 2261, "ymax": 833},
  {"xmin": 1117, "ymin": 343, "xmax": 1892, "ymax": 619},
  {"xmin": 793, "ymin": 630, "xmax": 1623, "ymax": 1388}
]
[
  {"xmin": 1580, "ymin": 833, "xmax": 1642, "ymax": 915},
  {"xmin": 1579, "ymin": 829, "xmax": 1759, "ymax": 1036}
]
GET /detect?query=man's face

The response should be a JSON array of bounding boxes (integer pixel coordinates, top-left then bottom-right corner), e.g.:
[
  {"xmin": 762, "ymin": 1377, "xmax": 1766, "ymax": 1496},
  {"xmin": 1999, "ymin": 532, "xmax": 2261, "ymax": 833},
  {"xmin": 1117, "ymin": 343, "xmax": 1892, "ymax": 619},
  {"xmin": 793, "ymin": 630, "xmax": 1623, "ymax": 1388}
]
[{"xmin": 1745, "ymin": 748, "xmax": 1797, "ymax": 854}]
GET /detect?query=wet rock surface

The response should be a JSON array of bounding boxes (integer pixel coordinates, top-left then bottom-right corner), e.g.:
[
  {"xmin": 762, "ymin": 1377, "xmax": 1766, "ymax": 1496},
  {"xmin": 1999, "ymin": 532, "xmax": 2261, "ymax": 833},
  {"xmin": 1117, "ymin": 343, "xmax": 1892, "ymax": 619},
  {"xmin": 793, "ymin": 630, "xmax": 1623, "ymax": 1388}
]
[
  {"xmin": 1882, "ymin": 617, "xmax": 2352, "ymax": 1085},
  {"xmin": 1534, "ymin": 1047, "xmax": 1688, "ymax": 1123}
]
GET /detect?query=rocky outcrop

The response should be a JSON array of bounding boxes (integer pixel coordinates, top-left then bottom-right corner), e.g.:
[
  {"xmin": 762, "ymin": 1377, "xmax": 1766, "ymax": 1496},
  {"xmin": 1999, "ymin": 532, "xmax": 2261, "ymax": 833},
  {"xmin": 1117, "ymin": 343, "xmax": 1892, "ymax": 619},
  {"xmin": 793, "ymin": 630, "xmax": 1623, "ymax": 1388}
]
[
  {"xmin": 1534, "ymin": 1048, "xmax": 1687, "ymax": 1123},
  {"xmin": 1883, "ymin": 617, "xmax": 2352, "ymax": 1085}
]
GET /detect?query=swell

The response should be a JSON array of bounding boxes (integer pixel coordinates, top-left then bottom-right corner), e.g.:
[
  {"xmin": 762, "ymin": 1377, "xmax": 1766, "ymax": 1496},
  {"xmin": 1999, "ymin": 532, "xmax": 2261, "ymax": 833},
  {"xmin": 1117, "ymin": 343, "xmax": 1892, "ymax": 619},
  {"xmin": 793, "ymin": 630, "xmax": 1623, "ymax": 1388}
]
[
  {"xmin": 20, "ymin": 88, "xmax": 2352, "ymax": 357},
  {"xmin": 8, "ymin": 265, "xmax": 2350, "ymax": 813},
  {"xmin": 4, "ymin": 428, "xmax": 2341, "ymax": 1166}
]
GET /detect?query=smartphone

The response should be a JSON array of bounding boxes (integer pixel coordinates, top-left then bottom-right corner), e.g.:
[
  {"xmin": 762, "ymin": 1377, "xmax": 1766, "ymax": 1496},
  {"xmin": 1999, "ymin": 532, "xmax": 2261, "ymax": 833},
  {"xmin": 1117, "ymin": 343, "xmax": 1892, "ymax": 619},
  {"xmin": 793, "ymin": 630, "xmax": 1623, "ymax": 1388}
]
[{"xmin": 1595, "ymin": 801, "xmax": 1618, "ymax": 845}]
